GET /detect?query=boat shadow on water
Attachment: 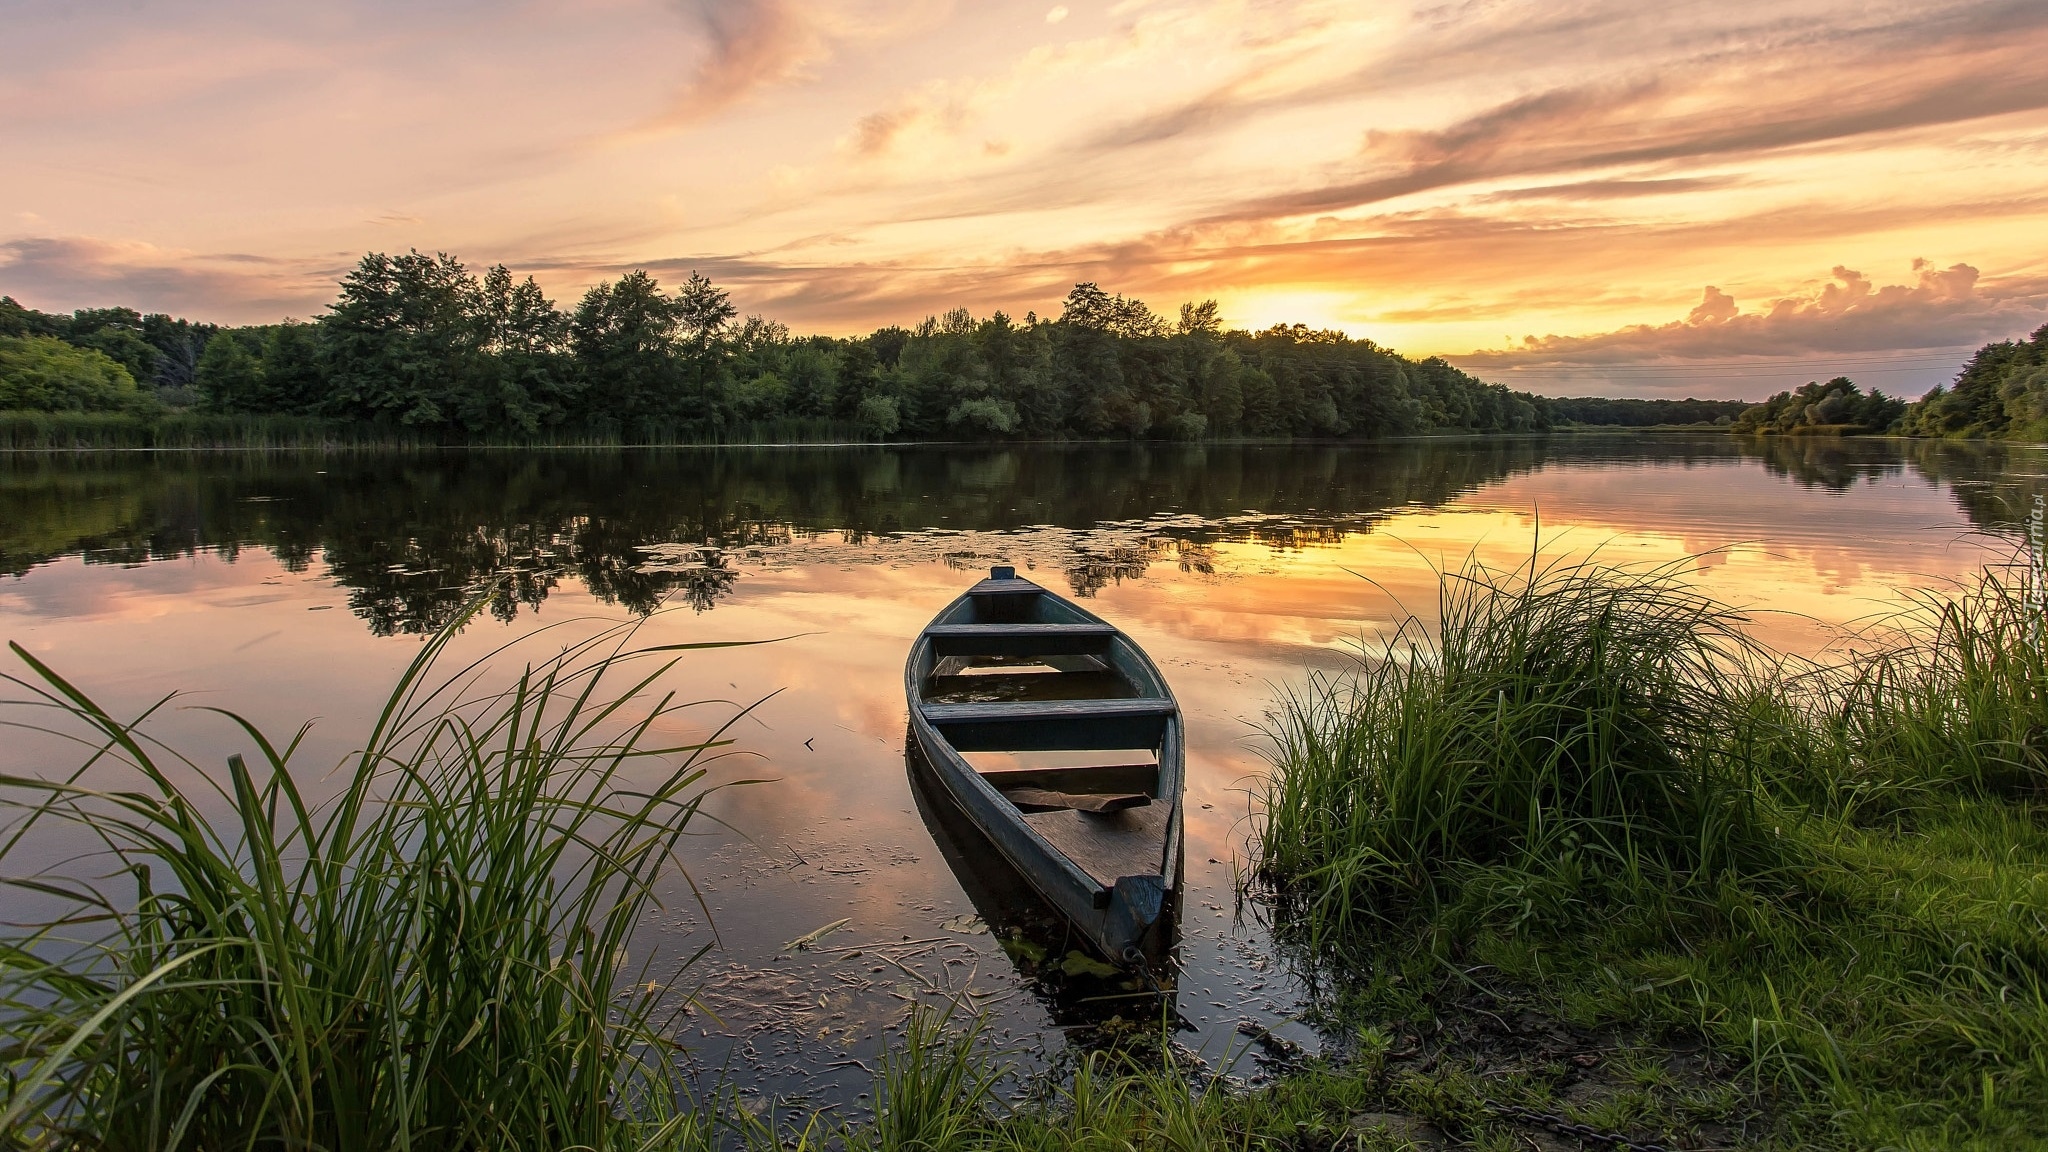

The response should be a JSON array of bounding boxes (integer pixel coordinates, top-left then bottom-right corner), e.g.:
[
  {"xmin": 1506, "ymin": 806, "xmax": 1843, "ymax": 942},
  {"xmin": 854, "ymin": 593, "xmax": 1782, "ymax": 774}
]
[{"xmin": 903, "ymin": 736, "xmax": 1192, "ymax": 1048}]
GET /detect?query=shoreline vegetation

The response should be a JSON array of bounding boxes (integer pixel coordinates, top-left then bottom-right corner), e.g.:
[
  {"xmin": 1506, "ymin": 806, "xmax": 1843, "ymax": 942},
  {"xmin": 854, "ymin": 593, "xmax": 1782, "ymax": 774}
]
[
  {"xmin": 5, "ymin": 252, "xmax": 2045, "ymax": 449},
  {"xmin": 4, "ymin": 529, "xmax": 2044, "ymax": 1149},
  {"xmin": 0, "ymin": 255, "xmax": 1846, "ymax": 452}
]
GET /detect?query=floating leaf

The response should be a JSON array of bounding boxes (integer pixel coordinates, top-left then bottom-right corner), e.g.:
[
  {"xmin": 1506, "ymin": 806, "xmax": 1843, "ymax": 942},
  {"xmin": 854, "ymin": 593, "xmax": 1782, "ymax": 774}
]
[{"xmin": 1059, "ymin": 951, "xmax": 1119, "ymax": 979}]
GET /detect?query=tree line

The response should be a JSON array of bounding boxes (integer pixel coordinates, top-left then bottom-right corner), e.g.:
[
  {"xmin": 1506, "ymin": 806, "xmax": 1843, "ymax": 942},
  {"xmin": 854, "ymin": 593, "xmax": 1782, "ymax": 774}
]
[
  {"xmin": 1, "ymin": 252, "xmax": 1553, "ymax": 442},
  {"xmin": 1729, "ymin": 324, "xmax": 2048, "ymax": 439},
  {"xmin": 8, "ymin": 252, "xmax": 2042, "ymax": 443},
  {"xmin": 1541, "ymin": 396, "xmax": 1751, "ymax": 427}
]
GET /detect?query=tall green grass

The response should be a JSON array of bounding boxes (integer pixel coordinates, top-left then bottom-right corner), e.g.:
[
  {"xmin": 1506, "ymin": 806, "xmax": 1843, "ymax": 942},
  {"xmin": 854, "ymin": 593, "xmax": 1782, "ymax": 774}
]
[
  {"xmin": 1253, "ymin": 550, "xmax": 1788, "ymax": 945},
  {"xmin": 0, "ymin": 410, "xmax": 427, "ymax": 449},
  {"xmin": 0, "ymin": 608, "xmax": 760, "ymax": 1150},
  {"xmin": 1837, "ymin": 561, "xmax": 2048, "ymax": 797},
  {"xmin": 1251, "ymin": 544, "xmax": 2048, "ymax": 1148}
]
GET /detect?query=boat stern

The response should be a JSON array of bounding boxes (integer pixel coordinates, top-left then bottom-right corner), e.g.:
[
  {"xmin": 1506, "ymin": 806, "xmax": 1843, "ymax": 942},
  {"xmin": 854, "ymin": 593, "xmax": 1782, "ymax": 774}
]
[{"xmin": 1104, "ymin": 874, "xmax": 1167, "ymax": 961}]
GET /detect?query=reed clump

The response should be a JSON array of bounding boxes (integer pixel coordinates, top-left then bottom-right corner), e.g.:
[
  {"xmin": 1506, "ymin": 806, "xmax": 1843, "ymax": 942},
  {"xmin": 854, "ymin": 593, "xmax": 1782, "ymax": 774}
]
[
  {"xmin": 1836, "ymin": 561, "xmax": 2048, "ymax": 798},
  {"xmin": 1251, "ymin": 545, "xmax": 2048, "ymax": 1149},
  {"xmin": 1254, "ymin": 551, "xmax": 1789, "ymax": 944},
  {"xmin": 0, "ymin": 610, "xmax": 755, "ymax": 1151}
]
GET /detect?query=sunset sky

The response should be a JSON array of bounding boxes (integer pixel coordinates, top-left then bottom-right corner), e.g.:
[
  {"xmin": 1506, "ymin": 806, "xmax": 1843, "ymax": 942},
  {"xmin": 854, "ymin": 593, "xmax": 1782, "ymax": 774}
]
[{"xmin": 4, "ymin": 0, "xmax": 2047, "ymax": 397}]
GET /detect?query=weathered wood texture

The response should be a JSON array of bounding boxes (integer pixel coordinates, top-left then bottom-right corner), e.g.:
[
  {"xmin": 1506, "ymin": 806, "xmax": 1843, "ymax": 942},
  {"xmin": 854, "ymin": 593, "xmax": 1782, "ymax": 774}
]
[
  {"xmin": 979, "ymin": 763, "xmax": 1157, "ymax": 795},
  {"xmin": 926, "ymin": 623, "xmax": 1116, "ymax": 658},
  {"xmin": 1000, "ymin": 787, "xmax": 1151, "ymax": 814},
  {"xmin": 921, "ymin": 697, "xmax": 1176, "ymax": 752},
  {"xmin": 966, "ymin": 578, "xmax": 1042, "ymax": 623},
  {"xmin": 966, "ymin": 578, "xmax": 1044, "ymax": 597},
  {"xmin": 1021, "ymin": 803, "xmax": 1173, "ymax": 887}
]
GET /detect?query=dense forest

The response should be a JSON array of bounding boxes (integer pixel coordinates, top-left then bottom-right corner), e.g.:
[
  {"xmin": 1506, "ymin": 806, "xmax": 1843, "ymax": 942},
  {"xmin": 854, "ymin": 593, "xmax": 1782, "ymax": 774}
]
[
  {"xmin": 7, "ymin": 251, "xmax": 2042, "ymax": 444},
  {"xmin": 1895, "ymin": 323, "xmax": 2048, "ymax": 440},
  {"xmin": 1730, "ymin": 324, "xmax": 2048, "ymax": 439},
  {"xmin": 1539, "ymin": 396, "xmax": 1750, "ymax": 427},
  {"xmin": 0, "ymin": 252, "xmax": 1547, "ymax": 443},
  {"xmin": 1730, "ymin": 376, "xmax": 1910, "ymax": 435}
]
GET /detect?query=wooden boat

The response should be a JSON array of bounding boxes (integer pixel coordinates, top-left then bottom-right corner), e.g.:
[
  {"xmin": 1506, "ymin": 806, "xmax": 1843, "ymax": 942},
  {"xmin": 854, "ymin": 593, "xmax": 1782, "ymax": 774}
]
[{"xmin": 904, "ymin": 566, "xmax": 1183, "ymax": 963}]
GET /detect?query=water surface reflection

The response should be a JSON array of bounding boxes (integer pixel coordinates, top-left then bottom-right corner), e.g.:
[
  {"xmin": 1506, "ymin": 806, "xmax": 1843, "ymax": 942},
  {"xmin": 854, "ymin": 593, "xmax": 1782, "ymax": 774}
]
[{"xmin": 0, "ymin": 437, "xmax": 2040, "ymax": 1111}]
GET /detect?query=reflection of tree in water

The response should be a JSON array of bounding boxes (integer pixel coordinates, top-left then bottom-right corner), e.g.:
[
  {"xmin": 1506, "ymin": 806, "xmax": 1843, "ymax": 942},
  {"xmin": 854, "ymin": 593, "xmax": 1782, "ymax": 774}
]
[
  {"xmin": 1743, "ymin": 437, "xmax": 1907, "ymax": 492},
  {"xmin": 1066, "ymin": 538, "xmax": 1176, "ymax": 597},
  {"xmin": 1175, "ymin": 540, "xmax": 1218, "ymax": 576},
  {"xmin": 629, "ymin": 545, "xmax": 739, "ymax": 614},
  {"xmin": 4, "ymin": 437, "xmax": 2039, "ymax": 634}
]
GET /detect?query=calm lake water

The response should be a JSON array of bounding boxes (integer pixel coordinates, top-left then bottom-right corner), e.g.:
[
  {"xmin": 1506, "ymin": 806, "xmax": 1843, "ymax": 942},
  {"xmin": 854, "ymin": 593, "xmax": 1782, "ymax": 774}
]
[{"xmin": 2, "ymin": 435, "xmax": 2043, "ymax": 1117}]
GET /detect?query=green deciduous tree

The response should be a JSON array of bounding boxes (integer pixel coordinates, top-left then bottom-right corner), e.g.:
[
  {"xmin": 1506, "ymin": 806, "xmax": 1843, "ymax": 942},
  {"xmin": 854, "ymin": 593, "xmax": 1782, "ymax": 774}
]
[
  {"xmin": 0, "ymin": 335, "xmax": 147, "ymax": 412},
  {"xmin": 572, "ymin": 270, "xmax": 682, "ymax": 437},
  {"xmin": 196, "ymin": 330, "xmax": 267, "ymax": 412},
  {"xmin": 323, "ymin": 251, "xmax": 487, "ymax": 430}
]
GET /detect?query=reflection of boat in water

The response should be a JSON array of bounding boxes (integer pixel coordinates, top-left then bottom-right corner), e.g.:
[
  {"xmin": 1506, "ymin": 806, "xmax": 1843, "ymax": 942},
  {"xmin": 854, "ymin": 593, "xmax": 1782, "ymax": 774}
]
[
  {"xmin": 904, "ymin": 567, "xmax": 1184, "ymax": 963},
  {"xmin": 904, "ymin": 737, "xmax": 1181, "ymax": 1028}
]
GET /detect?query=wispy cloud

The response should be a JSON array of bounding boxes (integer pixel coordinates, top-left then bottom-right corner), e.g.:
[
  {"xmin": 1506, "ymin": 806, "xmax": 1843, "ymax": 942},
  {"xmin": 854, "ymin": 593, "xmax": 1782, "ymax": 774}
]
[
  {"xmin": 1204, "ymin": 32, "xmax": 2048, "ymax": 226},
  {"xmin": 0, "ymin": 238, "xmax": 342, "ymax": 321},
  {"xmin": 642, "ymin": 0, "xmax": 948, "ymax": 131},
  {"xmin": 652, "ymin": 0, "xmax": 821, "ymax": 126}
]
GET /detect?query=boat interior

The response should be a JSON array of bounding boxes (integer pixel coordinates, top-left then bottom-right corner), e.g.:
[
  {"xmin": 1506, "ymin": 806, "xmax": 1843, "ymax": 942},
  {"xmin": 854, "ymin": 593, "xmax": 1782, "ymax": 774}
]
[{"xmin": 915, "ymin": 570, "xmax": 1177, "ymax": 889}]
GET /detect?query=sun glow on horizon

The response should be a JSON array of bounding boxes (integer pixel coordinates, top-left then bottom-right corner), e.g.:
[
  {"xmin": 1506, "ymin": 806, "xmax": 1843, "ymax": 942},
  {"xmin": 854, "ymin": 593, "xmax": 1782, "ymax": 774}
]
[{"xmin": 0, "ymin": 0, "xmax": 2044, "ymax": 396}]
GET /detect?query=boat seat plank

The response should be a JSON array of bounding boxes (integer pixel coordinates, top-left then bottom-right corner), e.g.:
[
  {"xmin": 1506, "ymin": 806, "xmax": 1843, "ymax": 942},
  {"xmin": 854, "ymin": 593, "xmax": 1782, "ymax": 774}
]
[
  {"xmin": 967, "ymin": 578, "xmax": 1043, "ymax": 597},
  {"xmin": 922, "ymin": 699, "xmax": 1176, "ymax": 724},
  {"xmin": 1001, "ymin": 787, "xmax": 1151, "ymax": 814},
  {"xmin": 921, "ymin": 697, "xmax": 1176, "ymax": 752},
  {"xmin": 1020, "ymin": 803, "xmax": 1172, "ymax": 888},
  {"xmin": 926, "ymin": 623, "xmax": 1115, "ymax": 658},
  {"xmin": 979, "ymin": 763, "xmax": 1156, "ymax": 795}
]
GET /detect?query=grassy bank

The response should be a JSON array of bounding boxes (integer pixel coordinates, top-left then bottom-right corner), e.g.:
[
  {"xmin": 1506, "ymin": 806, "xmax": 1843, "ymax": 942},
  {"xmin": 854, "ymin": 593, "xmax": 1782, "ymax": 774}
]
[{"xmin": 1252, "ymin": 548, "xmax": 2048, "ymax": 1150}]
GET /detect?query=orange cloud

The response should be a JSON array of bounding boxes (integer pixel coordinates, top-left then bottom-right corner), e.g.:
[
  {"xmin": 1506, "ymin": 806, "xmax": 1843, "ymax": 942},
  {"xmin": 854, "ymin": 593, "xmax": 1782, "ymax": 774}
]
[
  {"xmin": 1450, "ymin": 262, "xmax": 2048, "ymax": 397},
  {"xmin": 1, "ymin": 0, "xmax": 2044, "ymax": 383}
]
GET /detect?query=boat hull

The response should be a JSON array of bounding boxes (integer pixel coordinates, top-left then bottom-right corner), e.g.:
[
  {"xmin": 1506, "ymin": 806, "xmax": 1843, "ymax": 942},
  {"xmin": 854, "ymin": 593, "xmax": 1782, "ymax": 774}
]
[{"xmin": 904, "ymin": 573, "xmax": 1183, "ymax": 962}]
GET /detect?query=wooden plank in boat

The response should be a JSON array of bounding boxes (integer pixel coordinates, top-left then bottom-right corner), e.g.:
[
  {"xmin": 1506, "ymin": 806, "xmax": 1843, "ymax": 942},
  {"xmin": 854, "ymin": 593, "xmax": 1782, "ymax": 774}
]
[
  {"xmin": 1021, "ymin": 803, "xmax": 1172, "ymax": 888},
  {"xmin": 921, "ymin": 697, "xmax": 1175, "ymax": 752},
  {"xmin": 926, "ymin": 623, "xmax": 1115, "ymax": 658},
  {"xmin": 921, "ymin": 698, "xmax": 1176, "ymax": 724},
  {"xmin": 979, "ymin": 763, "xmax": 1156, "ymax": 795},
  {"xmin": 1001, "ymin": 787, "xmax": 1151, "ymax": 814}
]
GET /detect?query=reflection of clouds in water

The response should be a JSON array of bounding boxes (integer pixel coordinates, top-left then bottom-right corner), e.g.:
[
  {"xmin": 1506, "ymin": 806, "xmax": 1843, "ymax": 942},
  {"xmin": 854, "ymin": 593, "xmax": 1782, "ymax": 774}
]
[{"xmin": 4, "ymin": 440, "xmax": 2042, "ymax": 1110}]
